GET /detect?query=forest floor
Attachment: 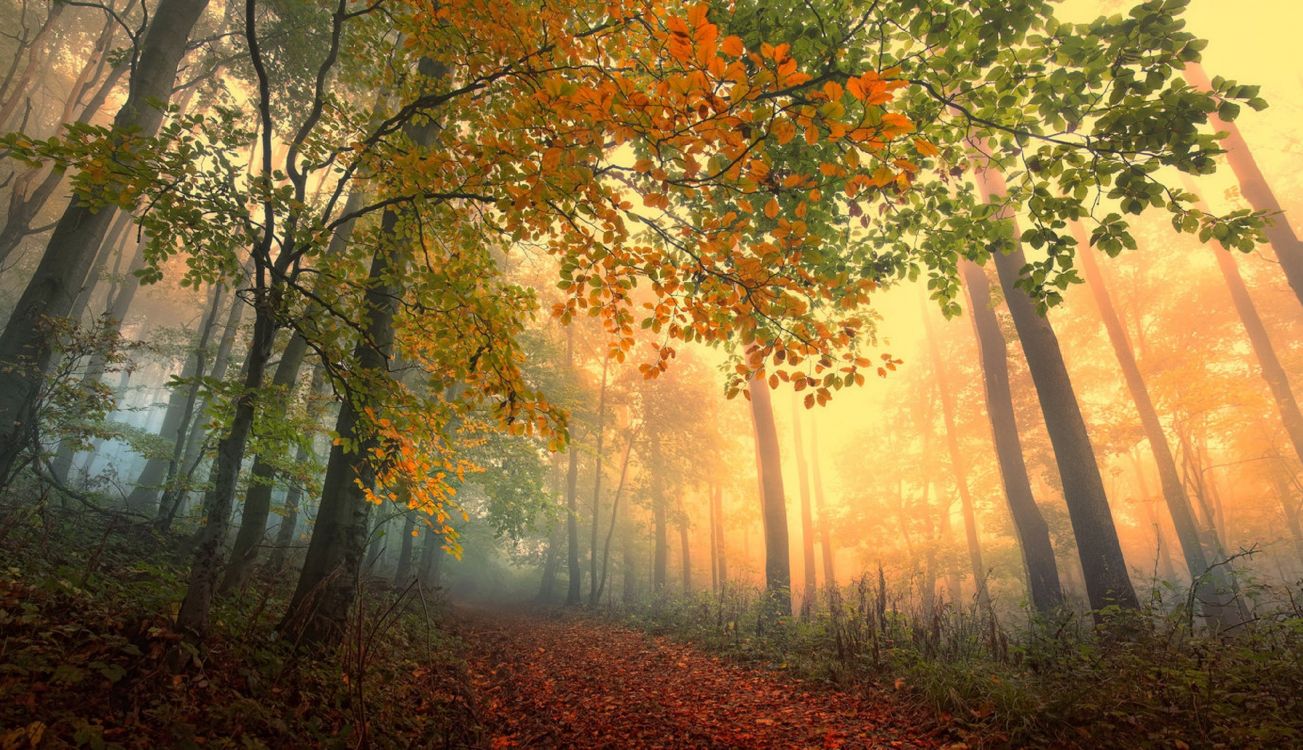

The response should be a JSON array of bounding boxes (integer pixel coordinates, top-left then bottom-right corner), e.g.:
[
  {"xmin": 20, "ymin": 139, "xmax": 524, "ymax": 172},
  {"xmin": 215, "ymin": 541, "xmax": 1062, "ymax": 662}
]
[{"xmin": 458, "ymin": 604, "xmax": 956, "ymax": 749}]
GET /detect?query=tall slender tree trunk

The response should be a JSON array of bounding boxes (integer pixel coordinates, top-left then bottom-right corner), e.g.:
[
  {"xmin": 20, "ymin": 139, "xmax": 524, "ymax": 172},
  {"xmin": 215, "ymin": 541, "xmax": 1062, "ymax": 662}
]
[
  {"xmin": 709, "ymin": 483, "xmax": 720, "ymax": 593},
  {"xmin": 922, "ymin": 302, "xmax": 991, "ymax": 610},
  {"xmin": 974, "ymin": 167, "xmax": 1139, "ymax": 612},
  {"xmin": 747, "ymin": 372, "xmax": 792, "ymax": 616},
  {"xmin": 564, "ymin": 329, "xmax": 582, "ymax": 606},
  {"xmin": 0, "ymin": 0, "xmax": 211, "ymax": 483},
  {"xmin": 1189, "ymin": 192, "xmax": 1303, "ymax": 469},
  {"xmin": 790, "ymin": 396, "xmax": 818, "ymax": 606},
  {"xmin": 1185, "ymin": 62, "xmax": 1303, "ymax": 309},
  {"xmin": 595, "ymin": 428, "xmax": 634, "ymax": 605},
  {"xmin": 175, "ymin": 299, "xmax": 278, "ymax": 637},
  {"xmin": 651, "ymin": 447, "xmax": 668, "ymax": 592},
  {"xmin": 678, "ymin": 506, "xmax": 691, "ymax": 594},
  {"xmin": 808, "ymin": 419, "xmax": 835, "ymax": 591},
  {"xmin": 393, "ymin": 508, "xmax": 417, "ymax": 587},
  {"xmin": 218, "ymin": 332, "xmax": 309, "ymax": 593},
  {"xmin": 959, "ymin": 258, "xmax": 1063, "ymax": 613},
  {"xmin": 1074, "ymin": 224, "xmax": 1237, "ymax": 627},
  {"xmin": 588, "ymin": 351, "xmax": 609, "ymax": 605}
]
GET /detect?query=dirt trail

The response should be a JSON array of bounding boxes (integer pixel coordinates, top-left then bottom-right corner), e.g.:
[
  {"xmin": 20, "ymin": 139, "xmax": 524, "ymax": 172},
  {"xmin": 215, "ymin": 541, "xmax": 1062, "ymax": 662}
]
[{"xmin": 457, "ymin": 605, "xmax": 950, "ymax": 749}]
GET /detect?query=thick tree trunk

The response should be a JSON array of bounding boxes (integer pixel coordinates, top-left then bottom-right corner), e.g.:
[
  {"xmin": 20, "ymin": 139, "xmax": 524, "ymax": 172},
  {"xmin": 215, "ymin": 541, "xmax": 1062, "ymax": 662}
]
[
  {"xmin": 282, "ymin": 203, "xmax": 408, "ymax": 647},
  {"xmin": 922, "ymin": 302, "xmax": 991, "ymax": 610},
  {"xmin": 790, "ymin": 396, "xmax": 818, "ymax": 605},
  {"xmin": 1074, "ymin": 224, "xmax": 1238, "ymax": 627},
  {"xmin": 0, "ymin": 0, "xmax": 210, "ymax": 483},
  {"xmin": 959, "ymin": 259, "xmax": 1064, "ymax": 613},
  {"xmin": 747, "ymin": 373, "xmax": 792, "ymax": 616},
  {"xmin": 975, "ymin": 166, "xmax": 1139, "ymax": 613},
  {"xmin": 1185, "ymin": 62, "xmax": 1303, "ymax": 309}
]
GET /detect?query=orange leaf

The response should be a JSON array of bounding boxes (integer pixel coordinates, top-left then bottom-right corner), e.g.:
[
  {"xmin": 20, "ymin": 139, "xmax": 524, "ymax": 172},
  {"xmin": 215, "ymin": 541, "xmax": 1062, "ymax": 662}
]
[{"xmin": 764, "ymin": 197, "xmax": 779, "ymax": 219}]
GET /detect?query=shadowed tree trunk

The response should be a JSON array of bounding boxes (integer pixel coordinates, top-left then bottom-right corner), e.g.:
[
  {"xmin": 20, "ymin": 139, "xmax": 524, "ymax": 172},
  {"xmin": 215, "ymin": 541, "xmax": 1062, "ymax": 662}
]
[
  {"xmin": 280, "ymin": 202, "xmax": 409, "ymax": 647},
  {"xmin": 1074, "ymin": 223, "xmax": 1238, "ymax": 628},
  {"xmin": 747, "ymin": 372, "xmax": 791, "ymax": 617},
  {"xmin": 1185, "ymin": 62, "xmax": 1303, "ymax": 309},
  {"xmin": 595, "ymin": 428, "xmax": 634, "ymax": 604},
  {"xmin": 393, "ymin": 507, "xmax": 417, "ymax": 587},
  {"xmin": 588, "ymin": 350, "xmax": 609, "ymax": 605},
  {"xmin": 959, "ymin": 258, "xmax": 1063, "ymax": 613},
  {"xmin": 708, "ymin": 483, "xmax": 720, "ymax": 593},
  {"xmin": 0, "ymin": 0, "xmax": 211, "ymax": 483},
  {"xmin": 218, "ymin": 332, "xmax": 309, "ymax": 593},
  {"xmin": 975, "ymin": 166, "xmax": 1139, "ymax": 613},
  {"xmin": 790, "ymin": 396, "xmax": 817, "ymax": 607},
  {"xmin": 265, "ymin": 364, "xmax": 328, "ymax": 577}
]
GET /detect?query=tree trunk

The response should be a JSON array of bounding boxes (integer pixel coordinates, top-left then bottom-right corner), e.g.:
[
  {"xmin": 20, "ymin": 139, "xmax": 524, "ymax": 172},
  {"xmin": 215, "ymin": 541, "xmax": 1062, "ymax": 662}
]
[
  {"xmin": 218, "ymin": 332, "xmax": 309, "ymax": 593},
  {"xmin": 0, "ymin": 0, "xmax": 211, "ymax": 483},
  {"xmin": 393, "ymin": 508, "xmax": 417, "ymax": 587},
  {"xmin": 588, "ymin": 350, "xmax": 609, "ymax": 604},
  {"xmin": 564, "ymin": 328, "xmax": 582, "ymax": 606},
  {"xmin": 678, "ymin": 506, "xmax": 691, "ymax": 594},
  {"xmin": 708, "ymin": 483, "xmax": 720, "ymax": 593},
  {"xmin": 975, "ymin": 167, "xmax": 1139, "ymax": 613},
  {"xmin": 790, "ymin": 396, "xmax": 818, "ymax": 606},
  {"xmin": 594, "ymin": 428, "xmax": 634, "ymax": 605},
  {"xmin": 175, "ymin": 302, "xmax": 278, "ymax": 638},
  {"xmin": 959, "ymin": 259, "xmax": 1064, "ymax": 613},
  {"xmin": 1193, "ymin": 195, "xmax": 1303, "ymax": 469},
  {"xmin": 808, "ymin": 419, "xmax": 835, "ymax": 590},
  {"xmin": 1185, "ymin": 62, "xmax": 1303, "ymax": 309},
  {"xmin": 747, "ymin": 373, "xmax": 792, "ymax": 616},
  {"xmin": 922, "ymin": 301, "xmax": 991, "ymax": 610},
  {"xmin": 1074, "ymin": 224, "xmax": 1237, "ymax": 627},
  {"xmin": 651, "ymin": 448, "xmax": 668, "ymax": 593},
  {"xmin": 265, "ymin": 364, "xmax": 328, "ymax": 576},
  {"xmin": 282, "ymin": 204, "xmax": 407, "ymax": 648},
  {"xmin": 158, "ymin": 284, "xmax": 246, "ymax": 528}
]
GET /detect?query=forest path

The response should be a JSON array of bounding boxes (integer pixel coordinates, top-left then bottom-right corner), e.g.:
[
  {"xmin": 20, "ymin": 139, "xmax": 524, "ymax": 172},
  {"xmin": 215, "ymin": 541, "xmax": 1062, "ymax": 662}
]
[{"xmin": 456, "ymin": 604, "xmax": 951, "ymax": 749}]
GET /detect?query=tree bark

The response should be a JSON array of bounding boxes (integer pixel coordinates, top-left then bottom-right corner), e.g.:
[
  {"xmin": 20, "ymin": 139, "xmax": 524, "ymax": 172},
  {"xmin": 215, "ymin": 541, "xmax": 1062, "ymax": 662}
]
[
  {"xmin": 1074, "ymin": 223, "xmax": 1237, "ymax": 627},
  {"xmin": 1185, "ymin": 62, "xmax": 1303, "ymax": 309},
  {"xmin": 959, "ymin": 259, "xmax": 1064, "ymax": 613},
  {"xmin": 747, "ymin": 373, "xmax": 792, "ymax": 616},
  {"xmin": 678, "ymin": 503, "xmax": 691, "ymax": 594},
  {"xmin": 975, "ymin": 166, "xmax": 1139, "ymax": 612},
  {"xmin": 651, "ymin": 445, "xmax": 668, "ymax": 592},
  {"xmin": 564, "ymin": 328, "xmax": 582, "ymax": 606},
  {"xmin": 0, "ymin": 0, "xmax": 211, "ymax": 483}
]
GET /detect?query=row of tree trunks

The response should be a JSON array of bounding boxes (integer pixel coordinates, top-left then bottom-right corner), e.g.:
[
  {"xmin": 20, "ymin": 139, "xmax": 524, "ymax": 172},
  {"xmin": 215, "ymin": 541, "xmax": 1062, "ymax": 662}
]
[
  {"xmin": 958, "ymin": 259, "xmax": 1064, "ymax": 613},
  {"xmin": 1073, "ymin": 223, "xmax": 1240, "ymax": 629},
  {"xmin": 974, "ymin": 164, "xmax": 1140, "ymax": 613},
  {"xmin": 0, "ymin": 0, "xmax": 212, "ymax": 483}
]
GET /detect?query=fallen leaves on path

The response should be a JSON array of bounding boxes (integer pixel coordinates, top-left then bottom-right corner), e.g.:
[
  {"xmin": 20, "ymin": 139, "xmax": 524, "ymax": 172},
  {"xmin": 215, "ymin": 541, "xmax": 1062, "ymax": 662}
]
[{"xmin": 459, "ymin": 606, "xmax": 952, "ymax": 749}]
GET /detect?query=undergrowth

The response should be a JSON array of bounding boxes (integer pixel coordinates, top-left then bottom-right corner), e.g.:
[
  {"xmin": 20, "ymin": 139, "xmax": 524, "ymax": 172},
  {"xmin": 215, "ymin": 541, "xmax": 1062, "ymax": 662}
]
[
  {"xmin": 616, "ymin": 575, "xmax": 1303, "ymax": 749},
  {"xmin": 0, "ymin": 498, "xmax": 477, "ymax": 749}
]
